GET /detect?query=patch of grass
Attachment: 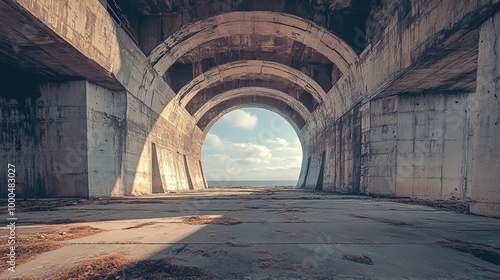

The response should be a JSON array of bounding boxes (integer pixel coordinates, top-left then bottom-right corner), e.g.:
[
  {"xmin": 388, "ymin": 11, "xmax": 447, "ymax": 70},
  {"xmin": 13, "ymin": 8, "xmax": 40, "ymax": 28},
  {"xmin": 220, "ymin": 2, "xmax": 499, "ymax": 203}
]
[
  {"xmin": 124, "ymin": 221, "xmax": 158, "ymax": 230},
  {"xmin": 46, "ymin": 219, "xmax": 86, "ymax": 224},
  {"xmin": 182, "ymin": 215, "xmax": 244, "ymax": 226},
  {"xmin": 342, "ymin": 254, "xmax": 373, "ymax": 265},
  {"xmin": 258, "ymin": 257, "xmax": 273, "ymax": 269},
  {"xmin": 0, "ymin": 198, "xmax": 170, "ymax": 213},
  {"xmin": 377, "ymin": 198, "xmax": 470, "ymax": 214},
  {"xmin": 349, "ymin": 214, "xmax": 368, "ymax": 219},
  {"xmin": 0, "ymin": 200, "xmax": 81, "ymax": 212},
  {"xmin": 186, "ymin": 248, "xmax": 210, "ymax": 257},
  {"xmin": 349, "ymin": 213, "xmax": 412, "ymax": 226},
  {"xmin": 226, "ymin": 241, "xmax": 252, "ymax": 247},
  {"xmin": 266, "ymin": 208, "xmax": 308, "ymax": 213},
  {"xmin": 257, "ymin": 251, "xmax": 311, "ymax": 272},
  {"xmin": 438, "ymin": 239, "xmax": 500, "ymax": 265},
  {"xmin": 0, "ymin": 225, "xmax": 105, "ymax": 271},
  {"xmin": 47, "ymin": 253, "xmax": 128, "ymax": 280},
  {"xmin": 46, "ymin": 253, "xmax": 213, "ymax": 280},
  {"xmin": 379, "ymin": 219, "xmax": 411, "ymax": 226},
  {"xmin": 186, "ymin": 247, "xmax": 229, "ymax": 257}
]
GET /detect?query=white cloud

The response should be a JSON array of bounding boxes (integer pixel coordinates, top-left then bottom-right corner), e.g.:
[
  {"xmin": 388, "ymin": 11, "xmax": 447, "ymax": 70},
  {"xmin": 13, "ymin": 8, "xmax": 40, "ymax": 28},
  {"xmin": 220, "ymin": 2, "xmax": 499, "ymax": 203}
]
[
  {"xmin": 231, "ymin": 143, "xmax": 272, "ymax": 159},
  {"xmin": 274, "ymin": 139, "xmax": 302, "ymax": 155},
  {"xmin": 265, "ymin": 137, "xmax": 289, "ymax": 147},
  {"xmin": 202, "ymin": 126, "xmax": 303, "ymax": 181},
  {"xmin": 220, "ymin": 110, "xmax": 258, "ymax": 129},
  {"xmin": 205, "ymin": 133, "xmax": 224, "ymax": 149},
  {"xmin": 203, "ymin": 135, "xmax": 273, "ymax": 170}
]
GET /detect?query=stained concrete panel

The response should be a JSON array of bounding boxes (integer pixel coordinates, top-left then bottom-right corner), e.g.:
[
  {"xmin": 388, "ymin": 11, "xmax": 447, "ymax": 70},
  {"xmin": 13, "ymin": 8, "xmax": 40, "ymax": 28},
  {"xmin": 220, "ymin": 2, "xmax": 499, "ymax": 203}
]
[
  {"xmin": 470, "ymin": 11, "xmax": 500, "ymax": 217},
  {"xmin": 86, "ymin": 82, "xmax": 127, "ymax": 197}
]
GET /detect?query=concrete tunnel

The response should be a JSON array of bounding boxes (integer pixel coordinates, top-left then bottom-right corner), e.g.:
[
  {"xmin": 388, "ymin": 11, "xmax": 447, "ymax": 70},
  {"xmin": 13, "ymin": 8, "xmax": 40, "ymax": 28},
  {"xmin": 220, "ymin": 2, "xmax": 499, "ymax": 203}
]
[{"xmin": 0, "ymin": 0, "xmax": 499, "ymax": 217}]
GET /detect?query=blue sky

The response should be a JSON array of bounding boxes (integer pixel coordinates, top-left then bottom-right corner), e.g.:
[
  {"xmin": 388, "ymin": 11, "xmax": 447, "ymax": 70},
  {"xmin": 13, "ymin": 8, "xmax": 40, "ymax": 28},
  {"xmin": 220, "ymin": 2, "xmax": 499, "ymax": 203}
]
[{"xmin": 201, "ymin": 108, "xmax": 303, "ymax": 182}]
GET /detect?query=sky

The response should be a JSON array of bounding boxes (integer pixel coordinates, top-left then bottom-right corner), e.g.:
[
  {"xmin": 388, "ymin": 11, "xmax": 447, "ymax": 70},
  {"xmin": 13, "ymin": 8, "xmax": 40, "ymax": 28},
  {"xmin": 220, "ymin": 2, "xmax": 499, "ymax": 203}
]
[{"xmin": 201, "ymin": 108, "xmax": 303, "ymax": 182}]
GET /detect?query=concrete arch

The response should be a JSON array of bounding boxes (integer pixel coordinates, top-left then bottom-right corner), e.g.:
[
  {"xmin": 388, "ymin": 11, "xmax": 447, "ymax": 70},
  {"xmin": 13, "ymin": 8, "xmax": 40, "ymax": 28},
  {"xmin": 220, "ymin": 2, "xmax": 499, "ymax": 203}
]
[
  {"xmin": 186, "ymin": 78, "xmax": 319, "ymax": 114},
  {"xmin": 148, "ymin": 11, "xmax": 358, "ymax": 76},
  {"xmin": 198, "ymin": 96, "xmax": 307, "ymax": 133},
  {"xmin": 193, "ymin": 87, "xmax": 312, "ymax": 123},
  {"xmin": 178, "ymin": 60, "xmax": 327, "ymax": 108}
]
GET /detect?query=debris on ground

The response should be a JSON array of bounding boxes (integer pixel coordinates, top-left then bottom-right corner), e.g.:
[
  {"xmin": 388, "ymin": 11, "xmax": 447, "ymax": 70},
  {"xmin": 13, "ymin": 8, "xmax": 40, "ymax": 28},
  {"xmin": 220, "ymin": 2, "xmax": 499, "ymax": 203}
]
[
  {"xmin": 378, "ymin": 198, "xmax": 470, "ymax": 214},
  {"xmin": 124, "ymin": 222, "xmax": 158, "ymax": 230},
  {"xmin": 438, "ymin": 239, "xmax": 500, "ymax": 265},
  {"xmin": 226, "ymin": 241, "xmax": 252, "ymax": 247},
  {"xmin": 342, "ymin": 254, "xmax": 374, "ymax": 265},
  {"xmin": 257, "ymin": 250, "xmax": 310, "ymax": 272},
  {"xmin": 45, "ymin": 253, "xmax": 213, "ymax": 280},
  {"xmin": 0, "ymin": 225, "xmax": 105, "ymax": 270},
  {"xmin": 349, "ymin": 213, "xmax": 412, "ymax": 226},
  {"xmin": 182, "ymin": 215, "xmax": 244, "ymax": 225}
]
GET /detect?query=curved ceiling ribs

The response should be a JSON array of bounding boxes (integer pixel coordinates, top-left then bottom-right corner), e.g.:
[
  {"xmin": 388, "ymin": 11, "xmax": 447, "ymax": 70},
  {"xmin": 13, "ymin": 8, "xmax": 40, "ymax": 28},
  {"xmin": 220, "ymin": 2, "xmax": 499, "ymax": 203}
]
[
  {"xmin": 186, "ymin": 77, "xmax": 319, "ymax": 114},
  {"xmin": 147, "ymin": 11, "xmax": 358, "ymax": 133},
  {"xmin": 149, "ymin": 11, "xmax": 358, "ymax": 75},
  {"xmin": 193, "ymin": 87, "xmax": 312, "ymax": 122},
  {"xmin": 178, "ymin": 60, "xmax": 327, "ymax": 106}
]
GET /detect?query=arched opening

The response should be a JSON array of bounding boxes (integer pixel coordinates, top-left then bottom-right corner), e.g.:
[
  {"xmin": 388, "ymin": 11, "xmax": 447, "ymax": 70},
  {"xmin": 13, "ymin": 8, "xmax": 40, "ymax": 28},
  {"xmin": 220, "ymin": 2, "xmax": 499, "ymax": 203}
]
[{"xmin": 201, "ymin": 108, "xmax": 303, "ymax": 188}]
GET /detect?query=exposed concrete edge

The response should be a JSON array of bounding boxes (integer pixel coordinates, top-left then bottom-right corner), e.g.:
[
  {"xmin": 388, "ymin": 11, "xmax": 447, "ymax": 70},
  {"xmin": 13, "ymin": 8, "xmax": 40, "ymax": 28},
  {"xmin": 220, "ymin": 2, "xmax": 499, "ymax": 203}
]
[{"xmin": 470, "ymin": 202, "xmax": 500, "ymax": 218}]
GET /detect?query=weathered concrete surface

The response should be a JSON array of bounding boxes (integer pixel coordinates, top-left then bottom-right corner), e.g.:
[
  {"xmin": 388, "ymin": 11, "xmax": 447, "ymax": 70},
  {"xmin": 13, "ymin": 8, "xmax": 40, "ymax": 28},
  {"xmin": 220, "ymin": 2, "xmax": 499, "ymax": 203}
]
[
  {"xmin": 147, "ymin": 11, "xmax": 358, "ymax": 75},
  {"xmin": 1, "ymin": 188, "xmax": 499, "ymax": 279},
  {"xmin": 86, "ymin": 83, "xmax": 127, "ymax": 197},
  {"xmin": 470, "ymin": 11, "xmax": 500, "ymax": 216},
  {"xmin": 298, "ymin": 2, "xmax": 500, "ymax": 216},
  {"xmin": 366, "ymin": 93, "xmax": 473, "ymax": 199},
  {"xmin": 0, "ymin": 0, "xmax": 499, "ymax": 217},
  {"xmin": 192, "ymin": 87, "xmax": 312, "ymax": 123},
  {"xmin": 0, "ymin": 81, "xmax": 89, "ymax": 198},
  {"xmin": 178, "ymin": 60, "xmax": 327, "ymax": 110},
  {"xmin": 132, "ymin": 0, "xmax": 370, "ymax": 54}
]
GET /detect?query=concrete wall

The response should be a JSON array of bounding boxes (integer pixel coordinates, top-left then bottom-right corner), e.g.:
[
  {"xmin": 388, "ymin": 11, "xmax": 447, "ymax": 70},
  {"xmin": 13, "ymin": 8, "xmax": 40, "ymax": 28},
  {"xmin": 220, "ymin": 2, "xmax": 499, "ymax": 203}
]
[
  {"xmin": 123, "ymin": 93, "xmax": 206, "ymax": 196},
  {"xmin": 300, "ymin": 104, "xmax": 362, "ymax": 194},
  {"xmin": 394, "ymin": 93, "xmax": 472, "ymax": 199},
  {"xmin": 470, "ymin": 12, "xmax": 500, "ymax": 216},
  {"xmin": 0, "ymin": 78, "xmax": 206, "ymax": 198},
  {"xmin": 301, "ymin": 91, "xmax": 474, "ymax": 201},
  {"xmin": 39, "ymin": 82, "xmax": 89, "ymax": 197},
  {"xmin": 366, "ymin": 96, "xmax": 398, "ymax": 196},
  {"xmin": 366, "ymin": 93, "xmax": 473, "ymax": 199},
  {"xmin": 0, "ymin": 81, "xmax": 89, "ymax": 197}
]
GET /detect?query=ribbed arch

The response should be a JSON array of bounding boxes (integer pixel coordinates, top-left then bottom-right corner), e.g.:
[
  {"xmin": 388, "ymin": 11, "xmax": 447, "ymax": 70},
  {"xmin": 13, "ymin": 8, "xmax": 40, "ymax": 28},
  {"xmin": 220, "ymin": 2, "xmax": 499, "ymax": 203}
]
[{"xmin": 148, "ymin": 11, "xmax": 358, "ymax": 76}]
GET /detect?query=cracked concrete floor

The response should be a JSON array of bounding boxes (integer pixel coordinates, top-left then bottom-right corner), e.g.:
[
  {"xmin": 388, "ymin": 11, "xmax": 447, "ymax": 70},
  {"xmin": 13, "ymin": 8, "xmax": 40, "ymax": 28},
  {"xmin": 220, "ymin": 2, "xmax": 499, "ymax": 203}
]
[{"xmin": 1, "ymin": 188, "xmax": 499, "ymax": 279}]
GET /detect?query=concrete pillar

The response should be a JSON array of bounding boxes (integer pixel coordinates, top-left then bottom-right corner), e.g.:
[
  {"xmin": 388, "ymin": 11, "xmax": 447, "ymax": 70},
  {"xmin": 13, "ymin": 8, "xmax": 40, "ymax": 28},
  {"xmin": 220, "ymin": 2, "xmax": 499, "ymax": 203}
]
[
  {"xmin": 86, "ymin": 83, "xmax": 126, "ymax": 197},
  {"xmin": 39, "ymin": 81, "xmax": 89, "ymax": 197},
  {"xmin": 470, "ymin": 12, "xmax": 500, "ymax": 217},
  {"xmin": 0, "ymin": 80, "xmax": 130, "ymax": 198},
  {"xmin": 368, "ymin": 96, "xmax": 397, "ymax": 197}
]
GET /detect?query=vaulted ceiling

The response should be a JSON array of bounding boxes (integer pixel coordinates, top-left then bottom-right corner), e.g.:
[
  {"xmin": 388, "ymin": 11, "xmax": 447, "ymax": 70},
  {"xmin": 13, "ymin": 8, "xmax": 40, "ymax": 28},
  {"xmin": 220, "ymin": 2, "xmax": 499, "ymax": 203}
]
[{"xmin": 106, "ymin": 0, "xmax": 376, "ymax": 132}]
